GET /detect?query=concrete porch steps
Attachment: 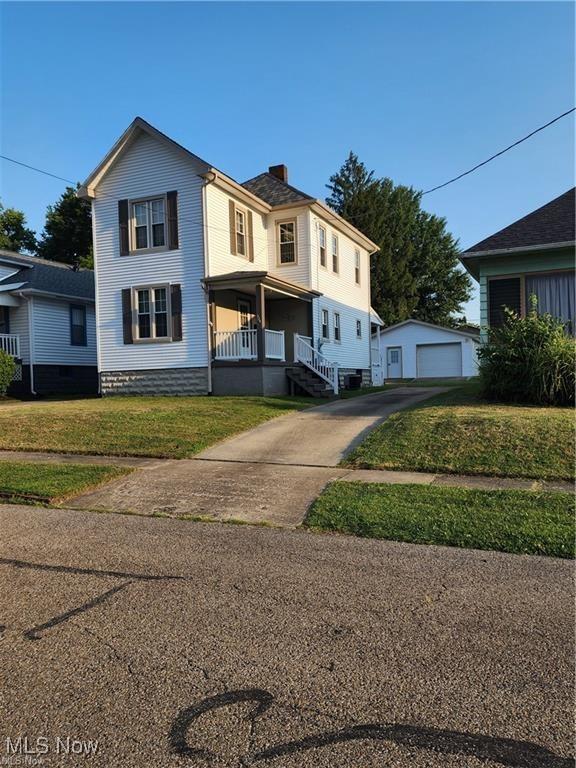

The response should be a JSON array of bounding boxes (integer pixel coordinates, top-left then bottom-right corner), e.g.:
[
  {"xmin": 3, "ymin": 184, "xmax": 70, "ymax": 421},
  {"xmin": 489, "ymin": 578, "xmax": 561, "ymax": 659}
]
[{"xmin": 285, "ymin": 365, "xmax": 334, "ymax": 398}]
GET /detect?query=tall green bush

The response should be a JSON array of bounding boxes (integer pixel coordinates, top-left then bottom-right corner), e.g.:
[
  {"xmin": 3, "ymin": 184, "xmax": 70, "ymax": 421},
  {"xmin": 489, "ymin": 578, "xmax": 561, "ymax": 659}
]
[
  {"xmin": 478, "ymin": 302, "xmax": 575, "ymax": 406},
  {"xmin": 0, "ymin": 350, "xmax": 16, "ymax": 397}
]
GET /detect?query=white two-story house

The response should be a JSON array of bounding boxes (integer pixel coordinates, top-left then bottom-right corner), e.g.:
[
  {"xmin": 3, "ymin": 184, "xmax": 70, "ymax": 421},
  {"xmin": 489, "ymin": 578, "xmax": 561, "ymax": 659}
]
[{"xmin": 79, "ymin": 118, "xmax": 379, "ymax": 397}]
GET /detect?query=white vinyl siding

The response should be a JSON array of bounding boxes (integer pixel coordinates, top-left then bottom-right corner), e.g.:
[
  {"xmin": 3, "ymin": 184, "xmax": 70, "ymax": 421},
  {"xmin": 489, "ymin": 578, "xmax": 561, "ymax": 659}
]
[
  {"xmin": 0, "ymin": 264, "xmax": 19, "ymax": 281},
  {"xmin": 92, "ymin": 131, "xmax": 207, "ymax": 372},
  {"xmin": 32, "ymin": 297, "xmax": 96, "ymax": 365},
  {"xmin": 309, "ymin": 212, "xmax": 372, "ymax": 370},
  {"xmin": 7, "ymin": 302, "xmax": 30, "ymax": 363}
]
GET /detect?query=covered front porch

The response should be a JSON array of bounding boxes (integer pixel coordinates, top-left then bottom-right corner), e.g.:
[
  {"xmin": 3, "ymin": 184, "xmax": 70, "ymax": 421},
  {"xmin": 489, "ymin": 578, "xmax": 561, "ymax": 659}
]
[
  {"xmin": 204, "ymin": 271, "xmax": 331, "ymax": 396},
  {"xmin": 205, "ymin": 271, "xmax": 318, "ymax": 365}
]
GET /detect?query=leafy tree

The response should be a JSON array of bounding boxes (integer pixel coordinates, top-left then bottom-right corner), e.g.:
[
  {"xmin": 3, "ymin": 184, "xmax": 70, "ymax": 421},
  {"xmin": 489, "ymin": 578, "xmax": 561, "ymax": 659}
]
[
  {"xmin": 0, "ymin": 202, "xmax": 37, "ymax": 253},
  {"xmin": 326, "ymin": 152, "xmax": 471, "ymax": 327},
  {"xmin": 36, "ymin": 186, "xmax": 93, "ymax": 267}
]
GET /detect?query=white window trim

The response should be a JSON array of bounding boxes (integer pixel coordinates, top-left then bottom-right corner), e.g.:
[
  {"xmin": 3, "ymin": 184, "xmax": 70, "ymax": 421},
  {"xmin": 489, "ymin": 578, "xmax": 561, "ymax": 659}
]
[
  {"xmin": 319, "ymin": 225, "xmax": 327, "ymax": 269},
  {"xmin": 321, "ymin": 308, "xmax": 330, "ymax": 340},
  {"xmin": 129, "ymin": 195, "xmax": 168, "ymax": 255},
  {"xmin": 234, "ymin": 204, "xmax": 248, "ymax": 258},
  {"xmin": 131, "ymin": 283, "xmax": 172, "ymax": 344},
  {"xmin": 333, "ymin": 312, "xmax": 341, "ymax": 344},
  {"xmin": 331, "ymin": 234, "xmax": 339, "ymax": 274},
  {"xmin": 354, "ymin": 249, "xmax": 361, "ymax": 285},
  {"xmin": 276, "ymin": 219, "xmax": 298, "ymax": 266}
]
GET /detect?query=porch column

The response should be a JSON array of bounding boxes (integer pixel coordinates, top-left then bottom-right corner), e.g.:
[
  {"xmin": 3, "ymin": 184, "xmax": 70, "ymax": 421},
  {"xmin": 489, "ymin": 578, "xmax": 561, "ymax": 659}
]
[
  {"xmin": 255, "ymin": 282, "xmax": 266, "ymax": 362},
  {"xmin": 208, "ymin": 290, "xmax": 216, "ymax": 360}
]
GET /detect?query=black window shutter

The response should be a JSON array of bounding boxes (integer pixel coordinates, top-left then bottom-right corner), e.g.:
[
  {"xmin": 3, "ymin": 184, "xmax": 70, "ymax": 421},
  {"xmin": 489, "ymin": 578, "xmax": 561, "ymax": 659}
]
[
  {"xmin": 488, "ymin": 278, "xmax": 521, "ymax": 328},
  {"xmin": 167, "ymin": 191, "xmax": 179, "ymax": 250},
  {"xmin": 171, "ymin": 284, "xmax": 183, "ymax": 341},
  {"xmin": 121, "ymin": 289, "xmax": 133, "ymax": 344},
  {"xmin": 247, "ymin": 210, "xmax": 254, "ymax": 262},
  {"xmin": 118, "ymin": 200, "xmax": 130, "ymax": 256}
]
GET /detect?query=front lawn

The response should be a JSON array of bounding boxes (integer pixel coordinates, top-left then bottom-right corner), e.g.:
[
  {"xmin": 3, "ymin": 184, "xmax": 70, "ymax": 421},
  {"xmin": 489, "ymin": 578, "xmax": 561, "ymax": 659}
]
[
  {"xmin": 305, "ymin": 481, "xmax": 574, "ymax": 558},
  {"xmin": 0, "ymin": 461, "xmax": 130, "ymax": 503},
  {"xmin": 345, "ymin": 384, "xmax": 574, "ymax": 480},
  {"xmin": 0, "ymin": 395, "xmax": 313, "ymax": 458}
]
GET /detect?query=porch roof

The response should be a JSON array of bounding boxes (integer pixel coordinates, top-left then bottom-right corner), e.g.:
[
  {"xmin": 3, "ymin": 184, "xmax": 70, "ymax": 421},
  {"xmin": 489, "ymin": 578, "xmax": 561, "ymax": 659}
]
[{"xmin": 204, "ymin": 271, "xmax": 322, "ymax": 301}]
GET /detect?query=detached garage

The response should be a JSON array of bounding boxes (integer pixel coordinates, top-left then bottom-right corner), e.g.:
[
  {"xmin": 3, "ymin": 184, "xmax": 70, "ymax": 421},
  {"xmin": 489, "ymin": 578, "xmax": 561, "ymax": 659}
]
[{"xmin": 372, "ymin": 319, "xmax": 479, "ymax": 380}]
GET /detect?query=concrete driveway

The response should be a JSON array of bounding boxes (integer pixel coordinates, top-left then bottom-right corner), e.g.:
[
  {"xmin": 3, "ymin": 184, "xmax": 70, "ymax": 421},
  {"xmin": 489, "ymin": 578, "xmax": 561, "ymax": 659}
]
[
  {"xmin": 0, "ymin": 504, "xmax": 573, "ymax": 767},
  {"xmin": 69, "ymin": 388, "xmax": 445, "ymax": 525}
]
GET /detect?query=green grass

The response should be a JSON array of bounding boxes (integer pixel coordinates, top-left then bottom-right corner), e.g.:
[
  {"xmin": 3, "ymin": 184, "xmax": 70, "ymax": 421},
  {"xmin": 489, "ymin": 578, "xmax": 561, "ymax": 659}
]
[
  {"xmin": 0, "ymin": 395, "xmax": 314, "ymax": 458},
  {"xmin": 0, "ymin": 461, "xmax": 130, "ymax": 503},
  {"xmin": 345, "ymin": 383, "xmax": 574, "ymax": 481},
  {"xmin": 305, "ymin": 481, "xmax": 575, "ymax": 558}
]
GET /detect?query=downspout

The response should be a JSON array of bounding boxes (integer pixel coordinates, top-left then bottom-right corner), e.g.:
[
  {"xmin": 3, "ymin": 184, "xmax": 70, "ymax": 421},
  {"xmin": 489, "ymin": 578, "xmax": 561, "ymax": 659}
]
[
  {"xmin": 17, "ymin": 292, "xmax": 36, "ymax": 395},
  {"xmin": 201, "ymin": 172, "xmax": 216, "ymax": 394}
]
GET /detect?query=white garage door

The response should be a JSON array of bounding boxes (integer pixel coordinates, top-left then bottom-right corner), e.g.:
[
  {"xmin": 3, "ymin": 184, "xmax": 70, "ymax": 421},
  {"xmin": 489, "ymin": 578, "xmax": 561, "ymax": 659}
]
[{"xmin": 416, "ymin": 343, "xmax": 462, "ymax": 378}]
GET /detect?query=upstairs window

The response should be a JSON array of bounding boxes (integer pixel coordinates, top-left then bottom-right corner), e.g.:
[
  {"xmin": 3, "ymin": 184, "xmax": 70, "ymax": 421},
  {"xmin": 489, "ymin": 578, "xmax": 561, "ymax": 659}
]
[
  {"xmin": 70, "ymin": 304, "xmax": 87, "ymax": 346},
  {"xmin": 278, "ymin": 220, "xmax": 297, "ymax": 264},
  {"xmin": 333, "ymin": 312, "xmax": 341, "ymax": 342},
  {"xmin": 332, "ymin": 234, "xmax": 339, "ymax": 273},
  {"xmin": 321, "ymin": 309, "xmax": 329, "ymax": 340},
  {"xmin": 134, "ymin": 285, "xmax": 170, "ymax": 341},
  {"xmin": 354, "ymin": 249, "xmax": 361, "ymax": 285},
  {"xmin": 319, "ymin": 225, "xmax": 327, "ymax": 268},
  {"xmin": 131, "ymin": 198, "xmax": 166, "ymax": 251},
  {"xmin": 235, "ymin": 209, "xmax": 246, "ymax": 256},
  {"xmin": 356, "ymin": 319, "xmax": 362, "ymax": 338}
]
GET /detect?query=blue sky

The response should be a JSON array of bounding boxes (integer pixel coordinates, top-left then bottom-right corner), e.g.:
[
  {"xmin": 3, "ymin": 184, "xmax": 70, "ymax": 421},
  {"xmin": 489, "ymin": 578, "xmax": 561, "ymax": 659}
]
[{"xmin": 1, "ymin": 2, "xmax": 574, "ymax": 322}]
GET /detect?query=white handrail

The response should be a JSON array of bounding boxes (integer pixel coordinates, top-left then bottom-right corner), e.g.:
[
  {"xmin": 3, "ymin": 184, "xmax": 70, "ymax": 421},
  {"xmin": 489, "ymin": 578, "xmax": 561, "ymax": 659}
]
[
  {"xmin": 264, "ymin": 329, "xmax": 285, "ymax": 361},
  {"xmin": 214, "ymin": 330, "xmax": 257, "ymax": 360},
  {"xmin": 294, "ymin": 334, "xmax": 339, "ymax": 394},
  {"xmin": 0, "ymin": 334, "xmax": 20, "ymax": 358}
]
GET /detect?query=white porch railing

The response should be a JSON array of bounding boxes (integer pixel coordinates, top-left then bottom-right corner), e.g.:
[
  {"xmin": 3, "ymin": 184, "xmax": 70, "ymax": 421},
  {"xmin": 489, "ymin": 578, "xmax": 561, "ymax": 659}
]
[
  {"xmin": 214, "ymin": 330, "xmax": 257, "ymax": 360},
  {"xmin": 294, "ymin": 334, "xmax": 339, "ymax": 395},
  {"xmin": 264, "ymin": 329, "xmax": 285, "ymax": 361},
  {"xmin": 0, "ymin": 334, "xmax": 20, "ymax": 358}
]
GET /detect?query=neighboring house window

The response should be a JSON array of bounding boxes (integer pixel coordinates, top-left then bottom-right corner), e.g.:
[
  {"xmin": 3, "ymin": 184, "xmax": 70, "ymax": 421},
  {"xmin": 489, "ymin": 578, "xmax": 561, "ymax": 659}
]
[
  {"xmin": 356, "ymin": 319, "xmax": 362, "ymax": 338},
  {"xmin": 69, "ymin": 304, "xmax": 87, "ymax": 346},
  {"xmin": 526, "ymin": 272, "xmax": 575, "ymax": 330},
  {"xmin": 333, "ymin": 312, "xmax": 341, "ymax": 342},
  {"xmin": 331, "ymin": 234, "xmax": 339, "ymax": 273},
  {"xmin": 131, "ymin": 198, "xmax": 166, "ymax": 251},
  {"xmin": 354, "ymin": 249, "xmax": 361, "ymax": 285},
  {"xmin": 134, "ymin": 285, "xmax": 170, "ymax": 341},
  {"xmin": 321, "ymin": 309, "xmax": 329, "ymax": 340},
  {"xmin": 277, "ymin": 220, "xmax": 297, "ymax": 264},
  {"xmin": 0, "ymin": 307, "xmax": 9, "ymax": 334},
  {"xmin": 235, "ymin": 208, "xmax": 247, "ymax": 257},
  {"xmin": 319, "ymin": 225, "xmax": 327, "ymax": 268}
]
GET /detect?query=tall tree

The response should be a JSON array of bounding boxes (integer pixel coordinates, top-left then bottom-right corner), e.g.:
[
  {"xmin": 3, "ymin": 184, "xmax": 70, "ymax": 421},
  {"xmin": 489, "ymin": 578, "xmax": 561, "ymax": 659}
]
[
  {"xmin": 36, "ymin": 186, "xmax": 93, "ymax": 267},
  {"xmin": 0, "ymin": 202, "xmax": 37, "ymax": 253},
  {"xmin": 326, "ymin": 153, "xmax": 471, "ymax": 326}
]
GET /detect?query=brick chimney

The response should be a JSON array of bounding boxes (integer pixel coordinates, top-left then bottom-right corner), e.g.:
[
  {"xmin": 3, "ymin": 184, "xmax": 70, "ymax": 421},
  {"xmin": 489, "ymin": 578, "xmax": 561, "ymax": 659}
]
[{"xmin": 268, "ymin": 164, "xmax": 288, "ymax": 183}]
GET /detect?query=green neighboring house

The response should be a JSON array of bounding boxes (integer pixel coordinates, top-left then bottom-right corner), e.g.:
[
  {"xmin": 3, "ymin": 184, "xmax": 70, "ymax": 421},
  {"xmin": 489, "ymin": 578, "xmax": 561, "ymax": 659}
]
[{"xmin": 460, "ymin": 188, "xmax": 575, "ymax": 336}]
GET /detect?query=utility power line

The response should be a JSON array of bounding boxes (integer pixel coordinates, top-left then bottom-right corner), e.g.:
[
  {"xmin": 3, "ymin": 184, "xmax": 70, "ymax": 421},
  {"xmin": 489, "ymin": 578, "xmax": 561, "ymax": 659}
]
[
  {"xmin": 422, "ymin": 107, "xmax": 575, "ymax": 194},
  {"xmin": 0, "ymin": 154, "xmax": 77, "ymax": 185}
]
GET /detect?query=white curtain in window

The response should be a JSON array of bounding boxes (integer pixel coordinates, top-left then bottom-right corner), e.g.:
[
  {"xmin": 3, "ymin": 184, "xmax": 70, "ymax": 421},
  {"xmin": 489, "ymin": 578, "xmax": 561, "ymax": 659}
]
[{"xmin": 526, "ymin": 272, "xmax": 575, "ymax": 325}]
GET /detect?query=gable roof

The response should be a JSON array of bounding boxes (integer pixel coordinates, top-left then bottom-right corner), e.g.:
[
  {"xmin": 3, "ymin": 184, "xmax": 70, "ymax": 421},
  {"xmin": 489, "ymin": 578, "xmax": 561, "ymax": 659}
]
[
  {"xmin": 242, "ymin": 173, "xmax": 314, "ymax": 207},
  {"xmin": 378, "ymin": 318, "xmax": 480, "ymax": 341},
  {"xmin": 462, "ymin": 188, "xmax": 575, "ymax": 256},
  {"xmin": 0, "ymin": 250, "xmax": 95, "ymax": 301}
]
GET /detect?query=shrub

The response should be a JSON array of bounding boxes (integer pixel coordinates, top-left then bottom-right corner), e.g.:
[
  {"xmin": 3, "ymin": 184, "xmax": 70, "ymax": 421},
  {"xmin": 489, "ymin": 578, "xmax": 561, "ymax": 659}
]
[
  {"xmin": 0, "ymin": 350, "xmax": 16, "ymax": 397},
  {"xmin": 478, "ymin": 302, "xmax": 575, "ymax": 406}
]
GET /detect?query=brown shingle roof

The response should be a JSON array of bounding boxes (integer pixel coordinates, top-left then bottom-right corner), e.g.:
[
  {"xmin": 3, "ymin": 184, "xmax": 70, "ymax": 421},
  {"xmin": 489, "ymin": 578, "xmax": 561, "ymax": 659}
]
[
  {"xmin": 242, "ymin": 173, "xmax": 314, "ymax": 207},
  {"xmin": 463, "ymin": 188, "xmax": 575, "ymax": 254}
]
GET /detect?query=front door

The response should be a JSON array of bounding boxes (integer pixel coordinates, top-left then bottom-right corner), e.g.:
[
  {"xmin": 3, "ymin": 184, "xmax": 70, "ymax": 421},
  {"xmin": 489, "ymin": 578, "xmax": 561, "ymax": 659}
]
[
  {"xmin": 237, "ymin": 299, "xmax": 254, "ymax": 357},
  {"xmin": 387, "ymin": 346, "xmax": 402, "ymax": 378}
]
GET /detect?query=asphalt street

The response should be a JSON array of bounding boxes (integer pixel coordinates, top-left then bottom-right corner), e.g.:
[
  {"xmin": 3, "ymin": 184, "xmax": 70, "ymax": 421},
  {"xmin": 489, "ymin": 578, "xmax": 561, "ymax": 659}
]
[{"xmin": 0, "ymin": 504, "xmax": 573, "ymax": 767}]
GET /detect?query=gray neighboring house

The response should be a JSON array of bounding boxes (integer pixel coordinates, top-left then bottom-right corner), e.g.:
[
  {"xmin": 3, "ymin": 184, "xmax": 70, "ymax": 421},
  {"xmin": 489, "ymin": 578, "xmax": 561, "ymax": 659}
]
[{"xmin": 0, "ymin": 250, "xmax": 97, "ymax": 396}]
